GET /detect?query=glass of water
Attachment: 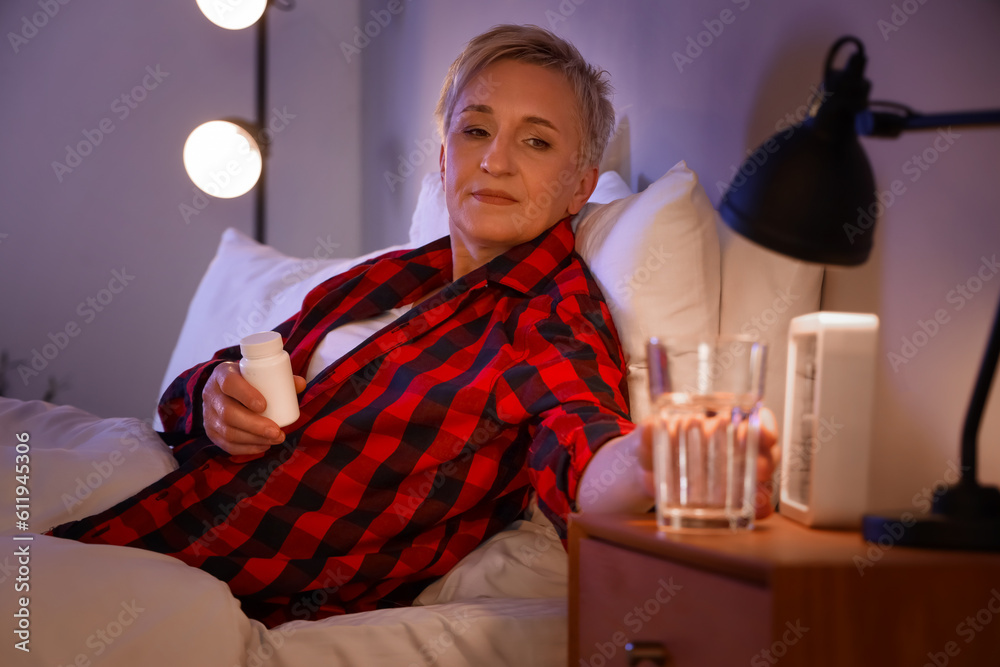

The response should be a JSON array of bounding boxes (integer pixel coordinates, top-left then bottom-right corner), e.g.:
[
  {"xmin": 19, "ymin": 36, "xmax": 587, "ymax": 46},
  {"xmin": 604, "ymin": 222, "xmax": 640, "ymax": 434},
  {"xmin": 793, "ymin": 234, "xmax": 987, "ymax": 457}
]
[{"xmin": 648, "ymin": 335, "xmax": 767, "ymax": 531}]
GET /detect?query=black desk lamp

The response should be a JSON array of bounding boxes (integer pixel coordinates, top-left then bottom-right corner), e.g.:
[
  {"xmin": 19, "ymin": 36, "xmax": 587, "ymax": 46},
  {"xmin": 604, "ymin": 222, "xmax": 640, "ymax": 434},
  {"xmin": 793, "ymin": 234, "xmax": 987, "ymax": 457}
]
[{"xmin": 719, "ymin": 36, "xmax": 1000, "ymax": 550}]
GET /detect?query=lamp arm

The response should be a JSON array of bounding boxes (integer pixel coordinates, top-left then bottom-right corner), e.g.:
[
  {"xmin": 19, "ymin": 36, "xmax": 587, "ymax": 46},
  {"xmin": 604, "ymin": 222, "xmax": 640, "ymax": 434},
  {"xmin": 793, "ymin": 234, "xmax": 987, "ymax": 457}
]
[
  {"xmin": 856, "ymin": 105, "xmax": 1000, "ymax": 484},
  {"xmin": 959, "ymin": 292, "xmax": 1000, "ymax": 485},
  {"xmin": 857, "ymin": 108, "xmax": 1000, "ymax": 137}
]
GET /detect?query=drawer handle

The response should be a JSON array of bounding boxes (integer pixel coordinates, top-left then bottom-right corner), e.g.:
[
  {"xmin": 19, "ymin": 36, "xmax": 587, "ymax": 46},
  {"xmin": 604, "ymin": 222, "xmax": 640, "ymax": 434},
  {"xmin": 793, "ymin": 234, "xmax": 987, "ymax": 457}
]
[{"xmin": 625, "ymin": 641, "xmax": 672, "ymax": 666}]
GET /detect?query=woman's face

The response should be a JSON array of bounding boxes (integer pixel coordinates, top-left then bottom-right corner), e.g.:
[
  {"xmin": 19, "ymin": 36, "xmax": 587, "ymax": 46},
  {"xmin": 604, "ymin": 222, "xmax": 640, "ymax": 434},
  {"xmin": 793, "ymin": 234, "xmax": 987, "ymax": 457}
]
[{"xmin": 440, "ymin": 59, "xmax": 597, "ymax": 272}]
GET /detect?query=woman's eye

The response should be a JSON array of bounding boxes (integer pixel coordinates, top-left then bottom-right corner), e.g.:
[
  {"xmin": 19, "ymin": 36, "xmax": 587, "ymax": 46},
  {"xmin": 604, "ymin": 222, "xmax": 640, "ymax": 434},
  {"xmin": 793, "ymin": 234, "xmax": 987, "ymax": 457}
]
[
  {"xmin": 526, "ymin": 137, "xmax": 551, "ymax": 150},
  {"xmin": 463, "ymin": 127, "xmax": 488, "ymax": 137}
]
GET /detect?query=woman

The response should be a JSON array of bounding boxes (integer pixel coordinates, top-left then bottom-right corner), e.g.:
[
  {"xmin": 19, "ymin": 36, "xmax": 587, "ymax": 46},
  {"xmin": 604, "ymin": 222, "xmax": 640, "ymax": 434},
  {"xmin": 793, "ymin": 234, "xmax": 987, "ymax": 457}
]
[{"xmin": 52, "ymin": 24, "xmax": 777, "ymax": 627}]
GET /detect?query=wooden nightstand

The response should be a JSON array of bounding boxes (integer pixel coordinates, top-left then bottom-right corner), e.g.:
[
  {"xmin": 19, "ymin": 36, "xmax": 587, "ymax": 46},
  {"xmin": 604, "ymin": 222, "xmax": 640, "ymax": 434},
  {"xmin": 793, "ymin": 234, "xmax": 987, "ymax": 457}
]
[{"xmin": 569, "ymin": 512, "xmax": 1000, "ymax": 666}]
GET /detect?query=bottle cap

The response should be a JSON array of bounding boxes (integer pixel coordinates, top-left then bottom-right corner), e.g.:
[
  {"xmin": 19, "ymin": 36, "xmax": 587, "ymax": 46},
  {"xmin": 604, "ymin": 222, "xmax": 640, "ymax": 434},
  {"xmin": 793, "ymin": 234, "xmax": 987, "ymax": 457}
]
[{"xmin": 240, "ymin": 331, "xmax": 284, "ymax": 359}]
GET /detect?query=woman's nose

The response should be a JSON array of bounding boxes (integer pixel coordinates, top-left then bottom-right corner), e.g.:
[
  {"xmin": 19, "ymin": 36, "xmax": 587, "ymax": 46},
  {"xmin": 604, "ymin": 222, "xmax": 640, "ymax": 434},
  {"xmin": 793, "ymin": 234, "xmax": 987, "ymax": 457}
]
[{"xmin": 480, "ymin": 136, "xmax": 515, "ymax": 176}]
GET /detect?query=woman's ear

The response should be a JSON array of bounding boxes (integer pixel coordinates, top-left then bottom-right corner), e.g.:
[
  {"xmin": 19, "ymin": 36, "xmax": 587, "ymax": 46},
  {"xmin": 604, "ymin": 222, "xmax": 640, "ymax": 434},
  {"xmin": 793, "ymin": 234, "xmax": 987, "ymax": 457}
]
[
  {"xmin": 567, "ymin": 166, "xmax": 599, "ymax": 215},
  {"xmin": 439, "ymin": 144, "xmax": 446, "ymax": 187}
]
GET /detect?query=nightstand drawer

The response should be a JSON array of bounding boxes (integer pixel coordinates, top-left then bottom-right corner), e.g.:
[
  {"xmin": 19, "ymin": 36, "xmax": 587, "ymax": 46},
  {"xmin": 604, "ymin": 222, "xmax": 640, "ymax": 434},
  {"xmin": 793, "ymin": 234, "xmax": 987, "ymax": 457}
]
[{"xmin": 576, "ymin": 538, "xmax": 772, "ymax": 666}]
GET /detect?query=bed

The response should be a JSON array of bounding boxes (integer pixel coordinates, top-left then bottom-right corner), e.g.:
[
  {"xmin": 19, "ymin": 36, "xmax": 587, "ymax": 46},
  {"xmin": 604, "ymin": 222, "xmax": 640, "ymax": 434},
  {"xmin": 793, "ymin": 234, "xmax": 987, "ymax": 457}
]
[{"xmin": 1, "ymin": 162, "xmax": 822, "ymax": 666}]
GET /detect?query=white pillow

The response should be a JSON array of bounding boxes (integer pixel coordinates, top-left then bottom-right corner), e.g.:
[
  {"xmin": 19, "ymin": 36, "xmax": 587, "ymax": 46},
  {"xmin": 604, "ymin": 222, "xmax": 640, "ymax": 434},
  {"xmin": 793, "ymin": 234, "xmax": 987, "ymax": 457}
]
[
  {"xmin": 574, "ymin": 163, "xmax": 721, "ymax": 422},
  {"xmin": 408, "ymin": 172, "xmax": 451, "ymax": 245},
  {"xmin": 0, "ymin": 397, "xmax": 177, "ymax": 534}
]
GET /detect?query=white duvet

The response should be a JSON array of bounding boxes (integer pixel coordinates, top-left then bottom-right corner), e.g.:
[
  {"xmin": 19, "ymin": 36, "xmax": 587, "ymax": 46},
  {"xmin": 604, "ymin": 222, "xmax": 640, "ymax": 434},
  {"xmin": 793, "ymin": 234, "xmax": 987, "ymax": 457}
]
[{"xmin": 0, "ymin": 398, "xmax": 568, "ymax": 666}]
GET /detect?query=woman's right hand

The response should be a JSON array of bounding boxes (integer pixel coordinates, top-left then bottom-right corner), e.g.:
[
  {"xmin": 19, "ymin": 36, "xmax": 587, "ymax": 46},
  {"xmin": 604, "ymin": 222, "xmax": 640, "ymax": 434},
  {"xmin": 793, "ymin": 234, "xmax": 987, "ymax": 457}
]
[{"xmin": 202, "ymin": 362, "xmax": 305, "ymax": 457}]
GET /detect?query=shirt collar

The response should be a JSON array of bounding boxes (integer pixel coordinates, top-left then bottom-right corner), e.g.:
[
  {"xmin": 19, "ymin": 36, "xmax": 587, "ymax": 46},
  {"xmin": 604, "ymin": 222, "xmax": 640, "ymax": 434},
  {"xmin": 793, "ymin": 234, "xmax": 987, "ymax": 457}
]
[
  {"xmin": 482, "ymin": 216, "xmax": 576, "ymax": 296},
  {"xmin": 396, "ymin": 216, "xmax": 577, "ymax": 299}
]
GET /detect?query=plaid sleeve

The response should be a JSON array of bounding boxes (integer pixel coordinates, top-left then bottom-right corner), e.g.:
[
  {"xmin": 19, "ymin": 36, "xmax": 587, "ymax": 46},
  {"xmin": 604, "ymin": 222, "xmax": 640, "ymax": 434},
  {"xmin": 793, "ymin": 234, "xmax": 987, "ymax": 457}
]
[
  {"xmin": 157, "ymin": 353, "xmax": 236, "ymax": 436},
  {"xmin": 498, "ymin": 293, "xmax": 635, "ymax": 538}
]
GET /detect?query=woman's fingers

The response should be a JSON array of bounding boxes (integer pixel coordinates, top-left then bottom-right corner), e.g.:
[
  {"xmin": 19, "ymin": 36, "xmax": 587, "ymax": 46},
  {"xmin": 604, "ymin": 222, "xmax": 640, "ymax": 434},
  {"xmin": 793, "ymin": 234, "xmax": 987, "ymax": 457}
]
[
  {"xmin": 637, "ymin": 418, "xmax": 654, "ymax": 471},
  {"xmin": 202, "ymin": 362, "xmax": 286, "ymax": 455},
  {"xmin": 638, "ymin": 405, "xmax": 782, "ymax": 519},
  {"xmin": 759, "ymin": 406, "xmax": 778, "ymax": 453}
]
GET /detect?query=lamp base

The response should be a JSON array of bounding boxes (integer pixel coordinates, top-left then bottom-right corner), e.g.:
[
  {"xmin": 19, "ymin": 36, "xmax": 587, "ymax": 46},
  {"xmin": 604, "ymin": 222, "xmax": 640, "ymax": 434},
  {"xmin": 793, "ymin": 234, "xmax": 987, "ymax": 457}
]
[{"xmin": 862, "ymin": 481, "xmax": 1000, "ymax": 551}]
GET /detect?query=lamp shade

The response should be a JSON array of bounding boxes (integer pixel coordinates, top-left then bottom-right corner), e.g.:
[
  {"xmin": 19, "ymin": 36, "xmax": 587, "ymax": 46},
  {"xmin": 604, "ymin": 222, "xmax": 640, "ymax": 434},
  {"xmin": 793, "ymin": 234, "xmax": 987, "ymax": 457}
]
[
  {"xmin": 183, "ymin": 120, "xmax": 263, "ymax": 199},
  {"xmin": 719, "ymin": 36, "xmax": 878, "ymax": 267},
  {"xmin": 196, "ymin": 0, "xmax": 267, "ymax": 30},
  {"xmin": 718, "ymin": 119, "xmax": 877, "ymax": 266}
]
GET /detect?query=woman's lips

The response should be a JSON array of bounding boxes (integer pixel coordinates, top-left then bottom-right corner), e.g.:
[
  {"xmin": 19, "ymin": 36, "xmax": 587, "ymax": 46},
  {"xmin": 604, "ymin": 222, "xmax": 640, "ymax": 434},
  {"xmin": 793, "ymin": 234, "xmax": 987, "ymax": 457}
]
[{"xmin": 471, "ymin": 189, "xmax": 519, "ymax": 205}]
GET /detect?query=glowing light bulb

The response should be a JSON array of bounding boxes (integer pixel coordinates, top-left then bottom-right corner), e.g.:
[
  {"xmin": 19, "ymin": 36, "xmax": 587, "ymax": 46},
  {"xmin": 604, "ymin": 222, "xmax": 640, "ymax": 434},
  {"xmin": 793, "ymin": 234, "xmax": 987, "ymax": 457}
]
[
  {"xmin": 195, "ymin": 0, "xmax": 267, "ymax": 30},
  {"xmin": 183, "ymin": 120, "xmax": 262, "ymax": 199}
]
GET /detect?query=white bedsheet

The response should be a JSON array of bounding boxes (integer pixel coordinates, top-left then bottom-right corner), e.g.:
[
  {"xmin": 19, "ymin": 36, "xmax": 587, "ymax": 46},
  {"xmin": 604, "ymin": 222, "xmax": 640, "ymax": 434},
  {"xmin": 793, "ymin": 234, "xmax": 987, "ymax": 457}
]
[{"xmin": 0, "ymin": 398, "xmax": 568, "ymax": 666}]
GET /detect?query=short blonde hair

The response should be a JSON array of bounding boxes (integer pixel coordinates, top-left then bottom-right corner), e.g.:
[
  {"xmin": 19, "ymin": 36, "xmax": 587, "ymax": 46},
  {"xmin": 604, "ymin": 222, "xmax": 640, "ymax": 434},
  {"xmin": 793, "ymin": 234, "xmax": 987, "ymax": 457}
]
[{"xmin": 435, "ymin": 24, "xmax": 615, "ymax": 170}]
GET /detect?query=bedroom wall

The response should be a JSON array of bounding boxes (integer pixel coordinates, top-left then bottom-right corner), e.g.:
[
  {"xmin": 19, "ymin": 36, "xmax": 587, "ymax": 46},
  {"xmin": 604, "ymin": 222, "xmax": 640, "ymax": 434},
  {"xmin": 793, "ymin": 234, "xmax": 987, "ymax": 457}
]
[
  {"xmin": 358, "ymin": 0, "xmax": 1000, "ymax": 511},
  {"xmin": 0, "ymin": 0, "xmax": 362, "ymax": 418}
]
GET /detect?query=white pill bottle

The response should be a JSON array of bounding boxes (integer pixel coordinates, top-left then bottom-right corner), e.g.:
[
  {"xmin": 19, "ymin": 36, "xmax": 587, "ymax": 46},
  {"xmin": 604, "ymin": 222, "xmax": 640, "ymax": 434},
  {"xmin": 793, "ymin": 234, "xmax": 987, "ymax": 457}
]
[{"xmin": 239, "ymin": 331, "xmax": 301, "ymax": 427}]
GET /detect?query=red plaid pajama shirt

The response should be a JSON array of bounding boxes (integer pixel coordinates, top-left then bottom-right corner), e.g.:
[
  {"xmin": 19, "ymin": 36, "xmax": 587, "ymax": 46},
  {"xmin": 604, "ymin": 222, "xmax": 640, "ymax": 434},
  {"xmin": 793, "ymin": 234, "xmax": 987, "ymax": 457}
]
[{"xmin": 50, "ymin": 217, "xmax": 635, "ymax": 627}]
